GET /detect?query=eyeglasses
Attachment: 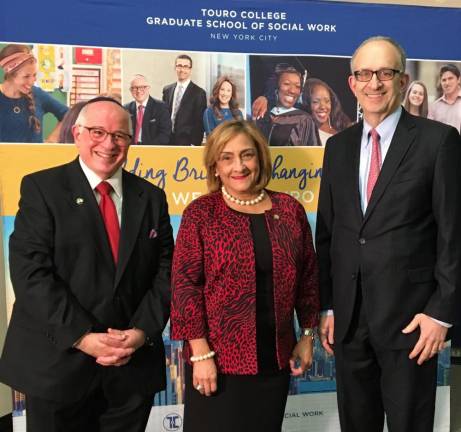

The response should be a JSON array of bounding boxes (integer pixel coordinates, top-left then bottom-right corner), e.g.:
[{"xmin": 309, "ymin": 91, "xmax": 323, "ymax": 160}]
[
  {"xmin": 353, "ymin": 68, "xmax": 401, "ymax": 82},
  {"xmin": 130, "ymin": 85, "xmax": 149, "ymax": 92},
  {"xmin": 175, "ymin": 64, "xmax": 191, "ymax": 70},
  {"xmin": 79, "ymin": 126, "xmax": 132, "ymax": 146}
]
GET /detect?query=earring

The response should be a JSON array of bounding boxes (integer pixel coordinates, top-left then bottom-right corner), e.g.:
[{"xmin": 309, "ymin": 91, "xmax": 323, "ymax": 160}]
[{"xmin": 215, "ymin": 172, "xmax": 219, "ymax": 177}]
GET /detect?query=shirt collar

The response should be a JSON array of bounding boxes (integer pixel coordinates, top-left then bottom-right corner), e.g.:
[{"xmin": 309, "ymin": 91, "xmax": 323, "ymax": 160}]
[
  {"xmin": 135, "ymin": 98, "xmax": 148, "ymax": 110},
  {"xmin": 362, "ymin": 106, "xmax": 402, "ymax": 147},
  {"xmin": 79, "ymin": 157, "xmax": 123, "ymax": 198},
  {"xmin": 440, "ymin": 88, "xmax": 461, "ymax": 103},
  {"xmin": 177, "ymin": 79, "xmax": 190, "ymax": 89}
]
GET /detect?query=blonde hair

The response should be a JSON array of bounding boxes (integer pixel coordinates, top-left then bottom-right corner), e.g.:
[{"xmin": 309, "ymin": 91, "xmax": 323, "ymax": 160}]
[
  {"xmin": 204, "ymin": 120, "xmax": 272, "ymax": 193},
  {"xmin": 0, "ymin": 44, "xmax": 40, "ymax": 133}
]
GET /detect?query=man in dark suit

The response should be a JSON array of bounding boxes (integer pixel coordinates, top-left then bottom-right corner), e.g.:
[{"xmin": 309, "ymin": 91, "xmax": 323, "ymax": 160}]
[
  {"xmin": 0, "ymin": 97, "xmax": 174, "ymax": 431},
  {"xmin": 125, "ymin": 74, "xmax": 171, "ymax": 145},
  {"xmin": 162, "ymin": 54, "xmax": 207, "ymax": 146},
  {"xmin": 316, "ymin": 36, "xmax": 461, "ymax": 432}
]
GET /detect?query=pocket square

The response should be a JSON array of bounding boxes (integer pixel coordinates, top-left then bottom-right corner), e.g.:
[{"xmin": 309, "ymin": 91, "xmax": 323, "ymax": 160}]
[{"xmin": 149, "ymin": 228, "xmax": 158, "ymax": 239}]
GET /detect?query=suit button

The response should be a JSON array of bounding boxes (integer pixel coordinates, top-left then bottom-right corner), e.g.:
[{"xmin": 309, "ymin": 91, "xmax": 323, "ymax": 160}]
[
  {"xmin": 359, "ymin": 238, "xmax": 366, "ymax": 245},
  {"xmin": 351, "ymin": 274, "xmax": 357, "ymax": 280}
]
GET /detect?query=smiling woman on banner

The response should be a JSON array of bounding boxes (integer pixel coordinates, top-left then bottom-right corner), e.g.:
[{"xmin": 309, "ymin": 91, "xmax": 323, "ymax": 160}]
[
  {"xmin": 203, "ymin": 76, "xmax": 243, "ymax": 135},
  {"xmin": 303, "ymin": 77, "xmax": 351, "ymax": 146},
  {"xmin": 0, "ymin": 44, "xmax": 68, "ymax": 143},
  {"xmin": 403, "ymin": 80, "xmax": 429, "ymax": 118},
  {"xmin": 256, "ymin": 65, "xmax": 321, "ymax": 146},
  {"xmin": 171, "ymin": 120, "xmax": 320, "ymax": 432}
]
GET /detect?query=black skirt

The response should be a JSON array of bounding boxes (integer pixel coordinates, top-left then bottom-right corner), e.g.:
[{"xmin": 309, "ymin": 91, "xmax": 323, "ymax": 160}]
[{"xmin": 184, "ymin": 364, "xmax": 290, "ymax": 432}]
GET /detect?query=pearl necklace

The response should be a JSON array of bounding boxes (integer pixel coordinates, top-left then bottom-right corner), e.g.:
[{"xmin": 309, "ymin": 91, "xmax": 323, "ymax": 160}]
[{"xmin": 221, "ymin": 186, "xmax": 265, "ymax": 206}]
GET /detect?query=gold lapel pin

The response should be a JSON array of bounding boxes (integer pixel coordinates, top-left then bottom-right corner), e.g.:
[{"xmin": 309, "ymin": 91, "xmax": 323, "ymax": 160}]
[
  {"xmin": 76, "ymin": 197, "xmax": 84, "ymax": 205},
  {"xmin": 273, "ymin": 214, "xmax": 280, "ymax": 220}
]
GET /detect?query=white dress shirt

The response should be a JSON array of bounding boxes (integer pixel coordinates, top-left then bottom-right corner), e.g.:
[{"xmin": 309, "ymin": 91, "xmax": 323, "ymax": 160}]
[
  {"xmin": 79, "ymin": 158, "xmax": 123, "ymax": 225},
  {"xmin": 171, "ymin": 79, "xmax": 190, "ymax": 122}
]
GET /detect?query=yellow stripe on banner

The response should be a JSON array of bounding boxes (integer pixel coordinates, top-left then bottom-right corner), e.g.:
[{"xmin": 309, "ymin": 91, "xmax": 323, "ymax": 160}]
[{"xmin": 0, "ymin": 144, "xmax": 324, "ymax": 216}]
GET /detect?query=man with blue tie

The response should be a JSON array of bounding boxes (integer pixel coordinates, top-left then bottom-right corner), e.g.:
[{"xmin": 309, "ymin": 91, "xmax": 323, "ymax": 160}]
[
  {"xmin": 316, "ymin": 36, "xmax": 461, "ymax": 432},
  {"xmin": 0, "ymin": 97, "xmax": 174, "ymax": 431},
  {"xmin": 162, "ymin": 54, "xmax": 207, "ymax": 146}
]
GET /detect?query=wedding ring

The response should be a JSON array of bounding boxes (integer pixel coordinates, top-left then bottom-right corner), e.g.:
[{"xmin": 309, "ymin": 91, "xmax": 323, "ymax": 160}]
[{"xmin": 196, "ymin": 384, "xmax": 202, "ymax": 391}]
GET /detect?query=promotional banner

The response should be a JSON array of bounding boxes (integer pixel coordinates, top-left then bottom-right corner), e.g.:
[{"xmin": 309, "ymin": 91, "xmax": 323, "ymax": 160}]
[{"xmin": 1, "ymin": 0, "xmax": 461, "ymax": 430}]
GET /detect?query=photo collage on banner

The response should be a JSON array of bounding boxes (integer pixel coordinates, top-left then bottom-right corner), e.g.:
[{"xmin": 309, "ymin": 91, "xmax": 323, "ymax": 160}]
[{"xmin": 1, "ymin": 1, "xmax": 461, "ymax": 431}]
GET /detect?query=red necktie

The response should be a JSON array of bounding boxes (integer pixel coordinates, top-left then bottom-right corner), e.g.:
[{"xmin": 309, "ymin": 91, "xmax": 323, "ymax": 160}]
[
  {"xmin": 135, "ymin": 105, "xmax": 144, "ymax": 144},
  {"xmin": 366, "ymin": 129, "xmax": 382, "ymax": 204},
  {"xmin": 96, "ymin": 181, "xmax": 120, "ymax": 263}
]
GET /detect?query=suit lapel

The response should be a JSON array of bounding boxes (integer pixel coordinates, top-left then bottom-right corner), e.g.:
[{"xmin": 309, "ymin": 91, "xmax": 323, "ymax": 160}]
[
  {"xmin": 64, "ymin": 159, "xmax": 115, "ymax": 271},
  {"xmin": 114, "ymin": 171, "xmax": 147, "ymax": 288},
  {"xmin": 349, "ymin": 123, "xmax": 364, "ymax": 222},
  {"xmin": 168, "ymin": 85, "xmax": 176, "ymax": 110},
  {"xmin": 363, "ymin": 110, "xmax": 417, "ymax": 224},
  {"xmin": 129, "ymin": 102, "xmax": 137, "ymax": 137},
  {"xmin": 142, "ymin": 97, "xmax": 153, "ymax": 127}
]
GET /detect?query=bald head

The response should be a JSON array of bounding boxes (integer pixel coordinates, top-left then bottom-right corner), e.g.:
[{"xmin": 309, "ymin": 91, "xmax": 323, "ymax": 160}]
[
  {"xmin": 351, "ymin": 36, "xmax": 406, "ymax": 73},
  {"xmin": 76, "ymin": 99, "xmax": 130, "ymax": 128}
]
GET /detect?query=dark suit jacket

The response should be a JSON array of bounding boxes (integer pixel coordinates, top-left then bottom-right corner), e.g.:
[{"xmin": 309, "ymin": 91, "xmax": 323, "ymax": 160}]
[
  {"xmin": 162, "ymin": 81, "xmax": 207, "ymax": 146},
  {"xmin": 125, "ymin": 96, "xmax": 171, "ymax": 145},
  {"xmin": 0, "ymin": 159, "xmax": 174, "ymax": 403},
  {"xmin": 316, "ymin": 109, "xmax": 461, "ymax": 349}
]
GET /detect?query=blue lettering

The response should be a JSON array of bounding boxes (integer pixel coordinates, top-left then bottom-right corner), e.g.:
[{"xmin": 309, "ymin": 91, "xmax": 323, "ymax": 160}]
[
  {"xmin": 123, "ymin": 157, "xmax": 167, "ymax": 189},
  {"xmin": 173, "ymin": 157, "xmax": 207, "ymax": 182},
  {"xmin": 271, "ymin": 154, "xmax": 322, "ymax": 189}
]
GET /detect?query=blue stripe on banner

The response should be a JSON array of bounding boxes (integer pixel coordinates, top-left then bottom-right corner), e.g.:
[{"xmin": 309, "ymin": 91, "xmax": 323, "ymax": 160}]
[{"xmin": 1, "ymin": 0, "xmax": 461, "ymax": 60}]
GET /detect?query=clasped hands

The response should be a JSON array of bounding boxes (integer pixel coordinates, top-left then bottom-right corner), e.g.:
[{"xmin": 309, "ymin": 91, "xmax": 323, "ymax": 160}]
[
  {"xmin": 75, "ymin": 328, "xmax": 146, "ymax": 367},
  {"xmin": 319, "ymin": 313, "xmax": 447, "ymax": 365}
]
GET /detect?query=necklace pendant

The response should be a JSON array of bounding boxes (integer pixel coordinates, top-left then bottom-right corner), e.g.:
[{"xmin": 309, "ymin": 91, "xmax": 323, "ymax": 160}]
[{"xmin": 13, "ymin": 106, "xmax": 21, "ymax": 114}]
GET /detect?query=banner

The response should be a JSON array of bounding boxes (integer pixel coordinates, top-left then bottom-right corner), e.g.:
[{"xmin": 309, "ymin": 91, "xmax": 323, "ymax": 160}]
[{"xmin": 1, "ymin": 0, "xmax": 461, "ymax": 430}]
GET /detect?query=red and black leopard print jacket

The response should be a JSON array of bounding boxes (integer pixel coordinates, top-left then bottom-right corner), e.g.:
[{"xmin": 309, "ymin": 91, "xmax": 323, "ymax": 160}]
[{"xmin": 171, "ymin": 190, "xmax": 320, "ymax": 374}]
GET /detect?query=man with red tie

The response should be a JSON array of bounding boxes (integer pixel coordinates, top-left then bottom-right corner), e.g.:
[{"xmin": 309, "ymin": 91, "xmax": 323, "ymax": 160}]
[
  {"xmin": 316, "ymin": 36, "xmax": 461, "ymax": 432},
  {"xmin": 0, "ymin": 97, "xmax": 174, "ymax": 431},
  {"xmin": 124, "ymin": 74, "xmax": 172, "ymax": 145}
]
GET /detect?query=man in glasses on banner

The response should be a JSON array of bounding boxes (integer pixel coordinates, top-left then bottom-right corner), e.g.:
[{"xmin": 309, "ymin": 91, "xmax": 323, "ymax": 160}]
[
  {"xmin": 162, "ymin": 54, "xmax": 207, "ymax": 146},
  {"xmin": 125, "ymin": 74, "xmax": 172, "ymax": 145},
  {"xmin": 0, "ymin": 97, "xmax": 174, "ymax": 432},
  {"xmin": 316, "ymin": 36, "xmax": 461, "ymax": 432}
]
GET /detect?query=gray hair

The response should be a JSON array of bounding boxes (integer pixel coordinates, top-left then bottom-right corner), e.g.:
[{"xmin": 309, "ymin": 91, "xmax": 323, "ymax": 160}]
[
  {"xmin": 350, "ymin": 36, "xmax": 407, "ymax": 73},
  {"xmin": 130, "ymin": 74, "xmax": 149, "ymax": 86}
]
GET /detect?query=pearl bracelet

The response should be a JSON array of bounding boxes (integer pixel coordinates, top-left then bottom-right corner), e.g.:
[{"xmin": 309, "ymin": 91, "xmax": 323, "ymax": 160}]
[{"xmin": 190, "ymin": 351, "xmax": 216, "ymax": 362}]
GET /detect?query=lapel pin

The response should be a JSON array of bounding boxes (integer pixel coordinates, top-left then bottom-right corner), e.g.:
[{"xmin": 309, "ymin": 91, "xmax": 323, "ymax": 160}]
[
  {"xmin": 149, "ymin": 228, "xmax": 158, "ymax": 239},
  {"xmin": 273, "ymin": 214, "xmax": 280, "ymax": 220},
  {"xmin": 76, "ymin": 197, "xmax": 84, "ymax": 205}
]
